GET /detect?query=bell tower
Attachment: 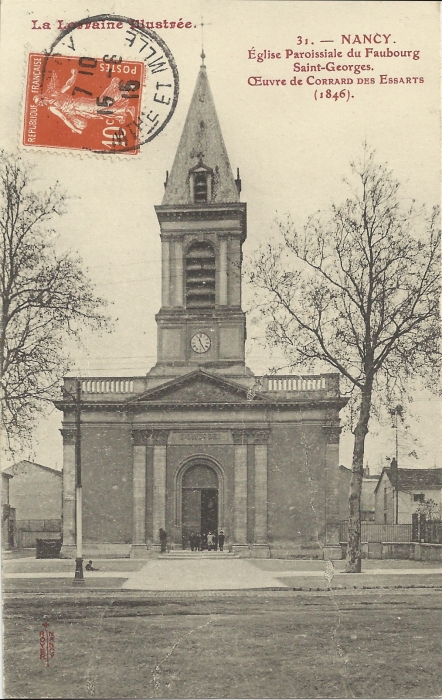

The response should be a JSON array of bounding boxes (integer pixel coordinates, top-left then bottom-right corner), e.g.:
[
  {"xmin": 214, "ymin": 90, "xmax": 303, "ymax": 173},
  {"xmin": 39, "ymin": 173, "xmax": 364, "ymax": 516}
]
[{"xmin": 150, "ymin": 54, "xmax": 250, "ymax": 378}]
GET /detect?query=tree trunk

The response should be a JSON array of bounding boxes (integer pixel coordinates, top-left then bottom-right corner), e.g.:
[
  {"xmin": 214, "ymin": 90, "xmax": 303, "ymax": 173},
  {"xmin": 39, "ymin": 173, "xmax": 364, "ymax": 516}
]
[{"xmin": 345, "ymin": 381, "xmax": 373, "ymax": 573}]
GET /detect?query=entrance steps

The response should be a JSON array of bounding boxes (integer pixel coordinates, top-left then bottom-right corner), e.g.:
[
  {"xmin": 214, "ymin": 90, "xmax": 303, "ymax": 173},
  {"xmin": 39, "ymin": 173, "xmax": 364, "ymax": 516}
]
[{"xmin": 161, "ymin": 550, "xmax": 239, "ymax": 560}]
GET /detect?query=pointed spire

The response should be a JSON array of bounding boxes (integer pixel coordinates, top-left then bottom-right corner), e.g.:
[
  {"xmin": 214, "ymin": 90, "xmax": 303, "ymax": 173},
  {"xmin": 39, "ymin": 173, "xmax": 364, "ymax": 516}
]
[{"xmin": 162, "ymin": 60, "xmax": 239, "ymax": 205}]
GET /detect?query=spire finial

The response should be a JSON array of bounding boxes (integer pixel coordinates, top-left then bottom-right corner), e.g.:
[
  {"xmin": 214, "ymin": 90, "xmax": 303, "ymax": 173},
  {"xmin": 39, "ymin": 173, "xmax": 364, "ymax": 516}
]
[{"xmin": 199, "ymin": 17, "xmax": 210, "ymax": 67}]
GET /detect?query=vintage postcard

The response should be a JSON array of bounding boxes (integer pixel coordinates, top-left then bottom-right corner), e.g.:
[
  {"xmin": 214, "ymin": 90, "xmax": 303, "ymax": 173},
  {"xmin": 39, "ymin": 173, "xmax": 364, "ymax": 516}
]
[{"xmin": 1, "ymin": 1, "xmax": 441, "ymax": 698}]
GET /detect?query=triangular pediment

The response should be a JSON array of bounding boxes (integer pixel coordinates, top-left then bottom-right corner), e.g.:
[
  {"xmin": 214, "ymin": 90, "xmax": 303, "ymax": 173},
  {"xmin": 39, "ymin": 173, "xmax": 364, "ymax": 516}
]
[{"xmin": 127, "ymin": 370, "xmax": 261, "ymax": 404}]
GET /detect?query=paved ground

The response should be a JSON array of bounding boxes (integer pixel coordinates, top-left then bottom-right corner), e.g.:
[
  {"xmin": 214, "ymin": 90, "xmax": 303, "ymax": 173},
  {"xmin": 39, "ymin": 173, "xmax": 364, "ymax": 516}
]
[
  {"xmin": 122, "ymin": 558, "xmax": 289, "ymax": 590},
  {"xmin": 3, "ymin": 554, "xmax": 441, "ymax": 592}
]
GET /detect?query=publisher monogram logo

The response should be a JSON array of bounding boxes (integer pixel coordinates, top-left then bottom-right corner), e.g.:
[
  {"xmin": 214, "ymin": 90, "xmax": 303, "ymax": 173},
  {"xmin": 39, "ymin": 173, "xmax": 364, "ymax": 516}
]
[{"xmin": 39, "ymin": 622, "xmax": 55, "ymax": 667}]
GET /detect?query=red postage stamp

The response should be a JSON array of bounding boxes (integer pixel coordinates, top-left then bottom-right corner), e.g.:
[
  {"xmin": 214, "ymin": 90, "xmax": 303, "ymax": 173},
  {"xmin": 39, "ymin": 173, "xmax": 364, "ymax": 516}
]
[{"xmin": 23, "ymin": 53, "xmax": 145, "ymax": 154}]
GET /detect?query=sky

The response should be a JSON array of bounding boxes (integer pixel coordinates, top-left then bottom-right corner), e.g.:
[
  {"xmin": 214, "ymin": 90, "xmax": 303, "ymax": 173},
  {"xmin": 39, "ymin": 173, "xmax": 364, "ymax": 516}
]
[{"xmin": 0, "ymin": 0, "xmax": 440, "ymax": 471}]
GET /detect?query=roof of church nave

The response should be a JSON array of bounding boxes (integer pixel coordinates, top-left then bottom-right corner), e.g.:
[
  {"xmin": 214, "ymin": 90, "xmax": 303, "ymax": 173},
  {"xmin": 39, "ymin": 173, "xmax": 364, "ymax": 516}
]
[{"xmin": 162, "ymin": 55, "xmax": 239, "ymax": 205}]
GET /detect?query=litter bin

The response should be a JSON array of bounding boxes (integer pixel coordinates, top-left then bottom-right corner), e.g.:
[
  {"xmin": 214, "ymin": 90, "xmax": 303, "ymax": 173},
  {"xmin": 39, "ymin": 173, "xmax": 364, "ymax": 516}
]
[{"xmin": 36, "ymin": 538, "xmax": 62, "ymax": 559}]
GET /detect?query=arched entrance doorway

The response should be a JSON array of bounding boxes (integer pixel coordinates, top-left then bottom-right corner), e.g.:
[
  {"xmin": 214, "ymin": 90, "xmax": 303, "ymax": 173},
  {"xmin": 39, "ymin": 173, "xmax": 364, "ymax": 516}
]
[{"xmin": 181, "ymin": 463, "xmax": 219, "ymax": 542}]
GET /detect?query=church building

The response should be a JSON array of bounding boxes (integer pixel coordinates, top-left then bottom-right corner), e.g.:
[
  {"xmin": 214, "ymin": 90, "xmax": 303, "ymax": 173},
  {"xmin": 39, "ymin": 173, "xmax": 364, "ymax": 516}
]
[{"xmin": 57, "ymin": 56, "xmax": 347, "ymax": 559}]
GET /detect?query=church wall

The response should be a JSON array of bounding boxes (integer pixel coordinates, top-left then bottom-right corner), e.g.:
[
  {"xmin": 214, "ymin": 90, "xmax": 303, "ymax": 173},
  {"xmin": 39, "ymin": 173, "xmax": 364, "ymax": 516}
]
[
  {"xmin": 267, "ymin": 423, "xmax": 327, "ymax": 545},
  {"xmin": 81, "ymin": 426, "xmax": 133, "ymax": 544}
]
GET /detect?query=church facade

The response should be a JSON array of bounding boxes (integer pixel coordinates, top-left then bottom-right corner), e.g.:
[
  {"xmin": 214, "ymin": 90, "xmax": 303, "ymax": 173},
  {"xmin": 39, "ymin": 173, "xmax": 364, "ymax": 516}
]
[{"xmin": 57, "ymin": 59, "xmax": 347, "ymax": 559}]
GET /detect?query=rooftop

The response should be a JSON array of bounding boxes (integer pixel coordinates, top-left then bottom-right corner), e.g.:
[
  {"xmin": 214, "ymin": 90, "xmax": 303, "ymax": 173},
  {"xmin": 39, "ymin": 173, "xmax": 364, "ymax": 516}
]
[{"xmin": 381, "ymin": 467, "xmax": 442, "ymax": 491}]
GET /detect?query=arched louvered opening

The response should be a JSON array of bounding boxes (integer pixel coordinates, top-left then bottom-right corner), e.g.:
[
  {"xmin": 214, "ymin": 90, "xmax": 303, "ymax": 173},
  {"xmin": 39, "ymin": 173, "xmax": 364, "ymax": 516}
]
[
  {"xmin": 194, "ymin": 172, "xmax": 208, "ymax": 202},
  {"xmin": 189, "ymin": 164, "xmax": 213, "ymax": 204},
  {"xmin": 185, "ymin": 241, "xmax": 216, "ymax": 308}
]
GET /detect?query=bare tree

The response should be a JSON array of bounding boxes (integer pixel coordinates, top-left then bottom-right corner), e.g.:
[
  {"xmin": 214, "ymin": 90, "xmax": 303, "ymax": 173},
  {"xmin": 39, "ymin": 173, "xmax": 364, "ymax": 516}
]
[
  {"xmin": 249, "ymin": 147, "xmax": 440, "ymax": 572},
  {"xmin": 415, "ymin": 498, "xmax": 440, "ymax": 522},
  {"xmin": 0, "ymin": 151, "xmax": 111, "ymax": 453}
]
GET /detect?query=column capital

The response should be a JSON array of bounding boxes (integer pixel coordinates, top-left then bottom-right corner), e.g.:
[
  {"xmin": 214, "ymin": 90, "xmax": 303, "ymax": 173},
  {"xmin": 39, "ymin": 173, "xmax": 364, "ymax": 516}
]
[
  {"xmin": 231, "ymin": 429, "xmax": 248, "ymax": 445},
  {"xmin": 322, "ymin": 424, "xmax": 341, "ymax": 444},
  {"xmin": 131, "ymin": 430, "xmax": 150, "ymax": 446},
  {"xmin": 60, "ymin": 429, "xmax": 76, "ymax": 445},
  {"xmin": 249, "ymin": 429, "xmax": 270, "ymax": 445},
  {"xmin": 151, "ymin": 429, "xmax": 170, "ymax": 446}
]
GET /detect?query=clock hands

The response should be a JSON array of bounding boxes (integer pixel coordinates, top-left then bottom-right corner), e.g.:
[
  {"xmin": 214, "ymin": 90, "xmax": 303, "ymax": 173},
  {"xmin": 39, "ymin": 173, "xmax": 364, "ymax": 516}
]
[{"xmin": 191, "ymin": 333, "xmax": 210, "ymax": 353}]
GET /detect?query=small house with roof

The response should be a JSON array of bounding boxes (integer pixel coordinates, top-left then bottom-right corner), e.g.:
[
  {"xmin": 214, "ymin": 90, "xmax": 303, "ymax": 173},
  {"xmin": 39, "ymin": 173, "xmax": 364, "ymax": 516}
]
[
  {"xmin": 374, "ymin": 467, "xmax": 442, "ymax": 524},
  {"xmin": 3, "ymin": 460, "xmax": 62, "ymax": 547}
]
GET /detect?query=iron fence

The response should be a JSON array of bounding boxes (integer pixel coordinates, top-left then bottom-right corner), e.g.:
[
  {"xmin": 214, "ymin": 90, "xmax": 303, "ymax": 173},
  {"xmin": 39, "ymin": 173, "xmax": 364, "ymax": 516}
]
[
  {"xmin": 412, "ymin": 515, "xmax": 442, "ymax": 544},
  {"xmin": 423, "ymin": 521, "xmax": 442, "ymax": 544},
  {"xmin": 339, "ymin": 521, "xmax": 412, "ymax": 543}
]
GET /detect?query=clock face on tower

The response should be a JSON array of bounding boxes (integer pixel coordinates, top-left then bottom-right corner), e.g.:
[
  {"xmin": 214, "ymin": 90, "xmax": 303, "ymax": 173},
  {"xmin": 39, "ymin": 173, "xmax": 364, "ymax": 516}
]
[{"xmin": 191, "ymin": 333, "xmax": 211, "ymax": 354}]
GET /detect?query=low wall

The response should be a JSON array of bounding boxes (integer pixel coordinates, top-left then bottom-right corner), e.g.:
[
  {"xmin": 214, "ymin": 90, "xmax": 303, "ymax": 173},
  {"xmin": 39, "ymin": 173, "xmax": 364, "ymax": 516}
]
[
  {"xmin": 341, "ymin": 542, "xmax": 442, "ymax": 562},
  {"xmin": 412, "ymin": 543, "xmax": 442, "ymax": 562},
  {"xmin": 61, "ymin": 544, "xmax": 132, "ymax": 559},
  {"xmin": 269, "ymin": 543, "xmax": 323, "ymax": 560},
  {"xmin": 382, "ymin": 542, "xmax": 415, "ymax": 560}
]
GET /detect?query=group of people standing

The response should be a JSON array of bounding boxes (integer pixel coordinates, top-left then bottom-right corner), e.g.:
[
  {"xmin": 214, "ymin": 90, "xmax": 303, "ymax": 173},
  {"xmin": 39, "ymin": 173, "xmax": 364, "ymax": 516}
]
[
  {"xmin": 158, "ymin": 527, "xmax": 226, "ymax": 553},
  {"xmin": 187, "ymin": 530, "xmax": 225, "ymax": 552}
]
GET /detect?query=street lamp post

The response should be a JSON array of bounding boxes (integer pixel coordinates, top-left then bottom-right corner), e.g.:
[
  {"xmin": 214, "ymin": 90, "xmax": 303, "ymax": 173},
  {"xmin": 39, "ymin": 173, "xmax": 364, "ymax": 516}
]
[
  {"xmin": 72, "ymin": 378, "xmax": 84, "ymax": 585},
  {"xmin": 390, "ymin": 405, "xmax": 402, "ymax": 526}
]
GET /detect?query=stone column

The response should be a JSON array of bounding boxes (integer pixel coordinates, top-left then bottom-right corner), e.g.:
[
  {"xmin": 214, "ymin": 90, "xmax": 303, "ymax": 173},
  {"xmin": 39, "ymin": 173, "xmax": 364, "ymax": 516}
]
[
  {"xmin": 253, "ymin": 430, "xmax": 270, "ymax": 544},
  {"xmin": 219, "ymin": 236, "xmax": 228, "ymax": 306},
  {"xmin": 229, "ymin": 238, "xmax": 241, "ymax": 306},
  {"xmin": 323, "ymin": 424, "xmax": 342, "ymax": 559},
  {"xmin": 161, "ymin": 237, "xmax": 171, "ymax": 308},
  {"xmin": 174, "ymin": 237, "xmax": 184, "ymax": 307},
  {"xmin": 152, "ymin": 430, "xmax": 169, "ymax": 547},
  {"xmin": 232, "ymin": 430, "xmax": 248, "ymax": 545},
  {"xmin": 60, "ymin": 429, "xmax": 76, "ymax": 557},
  {"xmin": 130, "ymin": 430, "xmax": 149, "ymax": 558}
]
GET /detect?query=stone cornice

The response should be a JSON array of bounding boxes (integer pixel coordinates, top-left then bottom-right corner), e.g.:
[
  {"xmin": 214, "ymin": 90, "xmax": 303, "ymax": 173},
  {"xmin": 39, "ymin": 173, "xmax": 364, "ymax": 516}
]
[
  {"xmin": 155, "ymin": 203, "xmax": 246, "ymax": 221},
  {"xmin": 55, "ymin": 397, "xmax": 348, "ymax": 412}
]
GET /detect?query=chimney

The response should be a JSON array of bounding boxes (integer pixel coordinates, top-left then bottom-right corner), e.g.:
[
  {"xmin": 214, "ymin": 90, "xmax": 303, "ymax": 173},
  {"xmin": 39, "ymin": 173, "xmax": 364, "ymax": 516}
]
[{"xmin": 390, "ymin": 457, "xmax": 398, "ymax": 488}]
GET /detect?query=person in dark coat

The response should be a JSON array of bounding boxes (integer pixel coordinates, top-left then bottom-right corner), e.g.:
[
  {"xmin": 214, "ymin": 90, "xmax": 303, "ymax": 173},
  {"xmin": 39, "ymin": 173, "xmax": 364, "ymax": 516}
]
[
  {"xmin": 201, "ymin": 531, "xmax": 208, "ymax": 550},
  {"xmin": 195, "ymin": 532, "xmax": 201, "ymax": 551},
  {"xmin": 218, "ymin": 530, "xmax": 225, "ymax": 551},
  {"xmin": 159, "ymin": 528, "xmax": 167, "ymax": 553},
  {"xmin": 190, "ymin": 531, "xmax": 195, "ymax": 551},
  {"xmin": 85, "ymin": 560, "xmax": 99, "ymax": 571}
]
